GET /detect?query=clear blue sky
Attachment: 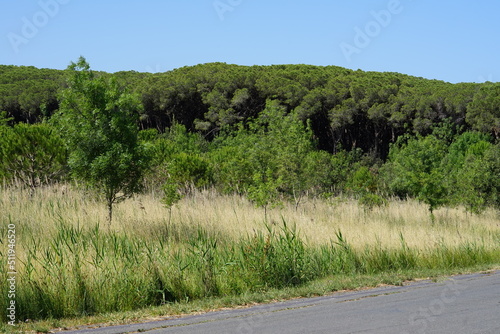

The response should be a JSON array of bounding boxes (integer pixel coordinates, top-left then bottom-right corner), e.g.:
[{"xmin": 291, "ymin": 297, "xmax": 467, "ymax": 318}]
[{"xmin": 1, "ymin": 0, "xmax": 499, "ymax": 83}]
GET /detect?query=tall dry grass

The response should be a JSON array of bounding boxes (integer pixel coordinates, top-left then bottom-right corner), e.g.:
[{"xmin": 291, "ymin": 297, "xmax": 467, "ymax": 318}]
[
  {"xmin": 167, "ymin": 190, "xmax": 500, "ymax": 250},
  {"xmin": 3, "ymin": 184, "xmax": 497, "ymax": 249},
  {"xmin": 2, "ymin": 183, "xmax": 499, "ymax": 265},
  {"xmin": 1, "ymin": 184, "xmax": 499, "ymax": 322}
]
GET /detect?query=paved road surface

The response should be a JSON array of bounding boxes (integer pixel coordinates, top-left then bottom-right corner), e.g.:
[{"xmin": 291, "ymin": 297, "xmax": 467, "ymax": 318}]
[{"xmin": 63, "ymin": 271, "xmax": 500, "ymax": 334}]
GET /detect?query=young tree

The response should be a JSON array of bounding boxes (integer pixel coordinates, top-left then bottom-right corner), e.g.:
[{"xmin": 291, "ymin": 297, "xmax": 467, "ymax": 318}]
[
  {"xmin": 161, "ymin": 180, "xmax": 183, "ymax": 225},
  {"xmin": 381, "ymin": 134, "xmax": 448, "ymax": 221},
  {"xmin": 247, "ymin": 168, "xmax": 283, "ymax": 221},
  {"xmin": 55, "ymin": 57, "xmax": 149, "ymax": 223}
]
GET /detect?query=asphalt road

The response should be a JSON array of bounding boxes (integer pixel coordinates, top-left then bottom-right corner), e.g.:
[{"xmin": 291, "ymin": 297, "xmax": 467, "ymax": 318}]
[{"xmin": 63, "ymin": 271, "xmax": 500, "ymax": 334}]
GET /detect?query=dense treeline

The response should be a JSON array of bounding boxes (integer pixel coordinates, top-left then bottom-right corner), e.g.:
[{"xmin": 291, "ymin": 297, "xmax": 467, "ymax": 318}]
[
  {"xmin": 1, "ymin": 61, "xmax": 499, "ymax": 219},
  {"xmin": 1, "ymin": 63, "xmax": 499, "ymax": 157},
  {"xmin": 0, "ymin": 65, "xmax": 64, "ymax": 123}
]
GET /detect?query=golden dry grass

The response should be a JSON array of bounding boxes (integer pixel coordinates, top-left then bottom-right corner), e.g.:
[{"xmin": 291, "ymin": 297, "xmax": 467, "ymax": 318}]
[
  {"xmin": 2, "ymin": 184, "xmax": 498, "ymax": 251},
  {"xmin": 1, "ymin": 184, "xmax": 499, "ymax": 327}
]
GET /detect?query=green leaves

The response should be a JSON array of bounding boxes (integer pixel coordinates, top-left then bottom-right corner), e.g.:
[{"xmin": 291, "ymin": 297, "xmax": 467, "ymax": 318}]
[
  {"xmin": 0, "ymin": 122, "xmax": 67, "ymax": 191},
  {"xmin": 0, "ymin": 65, "xmax": 64, "ymax": 123},
  {"xmin": 2, "ymin": 62, "xmax": 499, "ymax": 164},
  {"xmin": 166, "ymin": 153, "xmax": 212, "ymax": 192},
  {"xmin": 382, "ymin": 134, "xmax": 448, "ymax": 216},
  {"xmin": 2, "ymin": 61, "xmax": 500, "ymax": 217},
  {"xmin": 56, "ymin": 57, "xmax": 148, "ymax": 222},
  {"xmin": 382, "ymin": 130, "xmax": 499, "ymax": 216},
  {"xmin": 162, "ymin": 181, "xmax": 183, "ymax": 210},
  {"xmin": 466, "ymin": 83, "xmax": 500, "ymax": 139},
  {"xmin": 209, "ymin": 99, "xmax": 328, "ymax": 209},
  {"xmin": 247, "ymin": 168, "xmax": 283, "ymax": 214},
  {"xmin": 447, "ymin": 137, "xmax": 500, "ymax": 213}
]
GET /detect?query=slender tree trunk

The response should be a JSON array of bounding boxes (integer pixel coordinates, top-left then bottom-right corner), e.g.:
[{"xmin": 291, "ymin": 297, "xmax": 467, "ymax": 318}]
[
  {"xmin": 293, "ymin": 188, "xmax": 302, "ymax": 211},
  {"xmin": 107, "ymin": 200, "xmax": 113, "ymax": 225}
]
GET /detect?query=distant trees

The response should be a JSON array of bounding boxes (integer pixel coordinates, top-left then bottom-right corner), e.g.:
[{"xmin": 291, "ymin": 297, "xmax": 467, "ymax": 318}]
[
  {"xmin": 1, "ymin": 62, "xmax": 499, "ymax": 217},
  {"xmin": 0, "ymin": 65, "xmax": 64, "ymax": 123},
  {"xmin": 466, "ymin": 83, "xmax": 500, "ymax": 140},
  {"xmin": 3, "ymin": 63, "xmax": 499, "ymax": 161},
  {"xmin": 55, "ymin": 57, "xmax": 149, "ymax": 222}
]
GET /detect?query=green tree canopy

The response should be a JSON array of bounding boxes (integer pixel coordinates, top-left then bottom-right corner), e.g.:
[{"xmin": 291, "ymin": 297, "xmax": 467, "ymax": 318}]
[
  {"xmin": 381, "ymin": 134, "xmax": 449, "ymax": 219},
  {"xmin": 55, "ymin": 57, "xmax": 149, "ymax": 222},
  {"xmin": 466, "ymin": 83, "xmax": 500, "ymax": 140}
]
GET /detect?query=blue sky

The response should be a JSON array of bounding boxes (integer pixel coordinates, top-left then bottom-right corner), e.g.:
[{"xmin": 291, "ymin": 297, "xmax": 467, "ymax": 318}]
[{"xmin": 1, "ymin": 0, "xmax": 499, "ymax": 83}]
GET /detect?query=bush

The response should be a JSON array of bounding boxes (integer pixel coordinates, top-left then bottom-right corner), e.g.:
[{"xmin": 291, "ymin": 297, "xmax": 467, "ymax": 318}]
[
  {"xmin": 358, "ymin": 193, "xmax": 387, "ymax": 210},
  {"xmin": 0, "ymin": 122, "xmax": 67, "ymax": 191}
]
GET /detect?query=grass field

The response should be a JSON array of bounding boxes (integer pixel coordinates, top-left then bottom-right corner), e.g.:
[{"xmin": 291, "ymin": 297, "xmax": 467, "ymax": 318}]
[{"xmin": 1, "ymin": 184, "xmax": 499, "ymax": 331}]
